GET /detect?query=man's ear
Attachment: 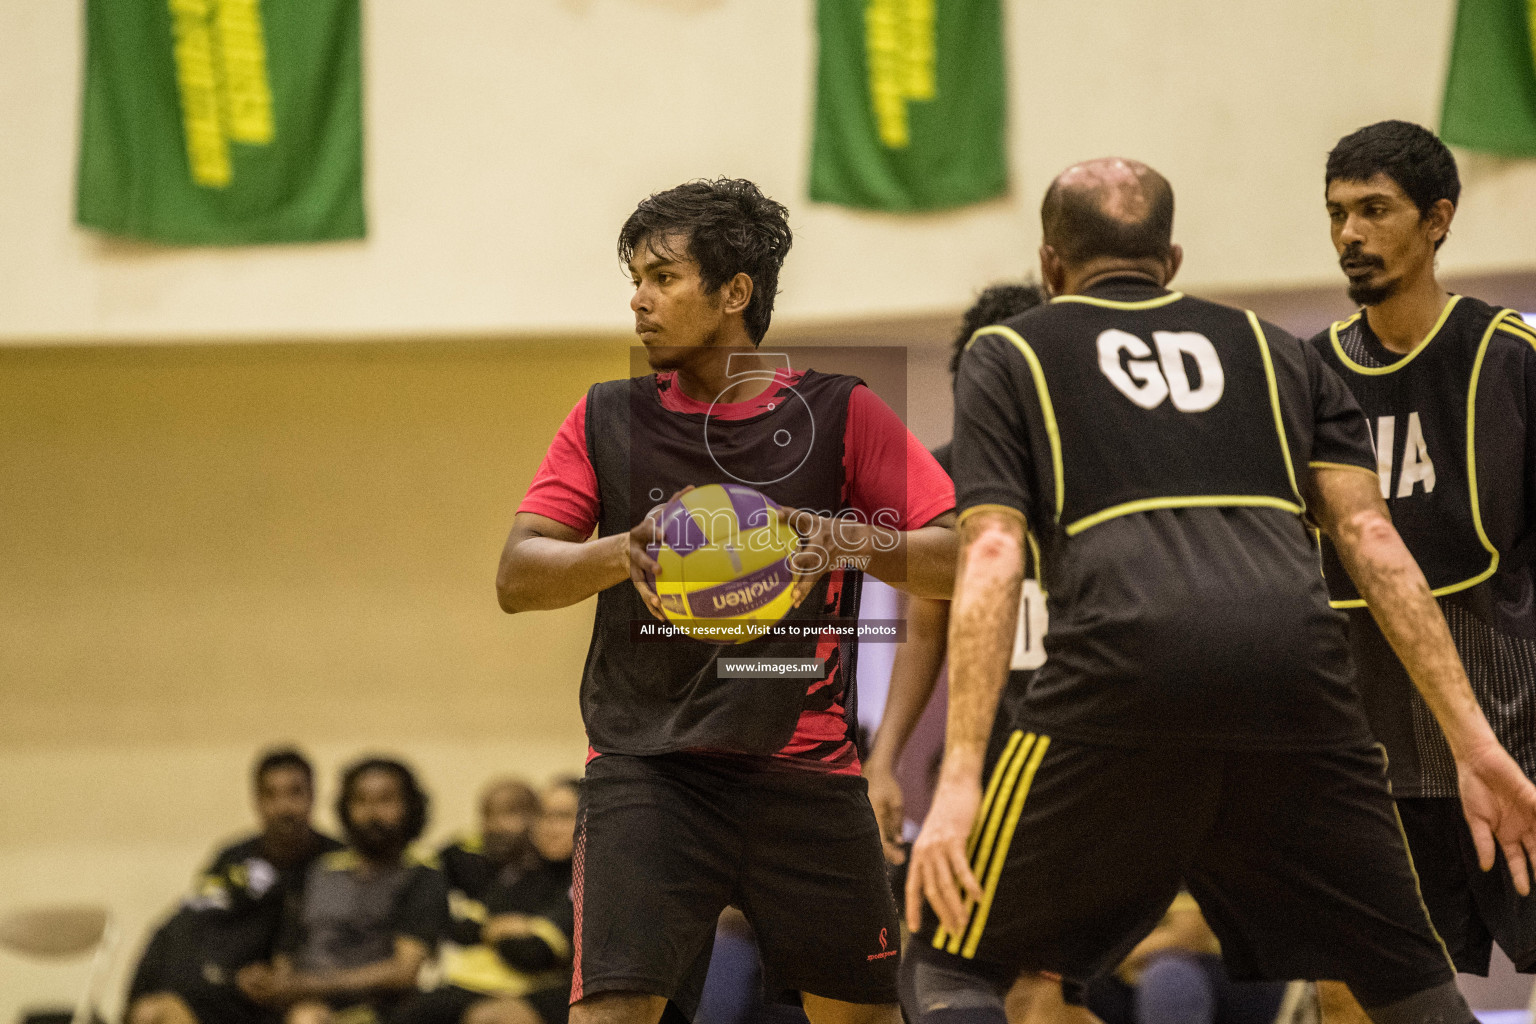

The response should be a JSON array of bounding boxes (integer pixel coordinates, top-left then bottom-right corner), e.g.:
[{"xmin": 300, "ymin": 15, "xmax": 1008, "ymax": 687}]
[
  {"xmin": 1039, "ymin": 245, "xmax": 1063, "ymax": 297},
  {"xmin": 721, "ymin": 272, "xmax": 754, "ymax": 316},
  {"xmin": 1164, "ymin": 243, "xmax": 1183, "ymax": 286},
  {"xmin": 1425, "ymin": 198, "xmax": 1455, "ymax": 247}
]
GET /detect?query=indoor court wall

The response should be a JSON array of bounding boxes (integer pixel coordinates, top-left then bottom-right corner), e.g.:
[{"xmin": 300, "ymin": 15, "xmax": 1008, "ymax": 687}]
[
  {"xmin": 4, "ymin": 0, "xmax": 1536, "ymax": 344},
  {"xmin": 0, "ymin": 339, "xmax": 621, "ymax": 1018}
]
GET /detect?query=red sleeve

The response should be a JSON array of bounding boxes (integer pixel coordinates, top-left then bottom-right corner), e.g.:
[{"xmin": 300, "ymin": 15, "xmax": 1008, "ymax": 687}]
[
  {"xmin": 516, "ymin": 396, "xmax": 600, "ymax": 535},
  {"xmin": 841, "ymin": 385, "xmax": 955, "ymax": 529}
]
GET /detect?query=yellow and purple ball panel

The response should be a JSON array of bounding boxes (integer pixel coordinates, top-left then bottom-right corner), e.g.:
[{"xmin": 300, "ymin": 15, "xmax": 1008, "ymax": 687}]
[{"xmin": 644, "ymin": 483, "xmax": 800, "ymax": 644}]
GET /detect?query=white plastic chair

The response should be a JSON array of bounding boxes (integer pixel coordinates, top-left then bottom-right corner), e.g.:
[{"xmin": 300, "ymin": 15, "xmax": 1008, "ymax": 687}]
[{"xmin": 0, "ymin": 905, "xmax": 115, "ymax": 1024}]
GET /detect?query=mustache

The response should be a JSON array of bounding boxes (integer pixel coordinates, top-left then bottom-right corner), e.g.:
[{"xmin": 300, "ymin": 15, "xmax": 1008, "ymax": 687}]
[
  {"xmin": 348, "ymin": 820, "xmax": 407, "ymax": 851},
  {"xmin": 1339, "ymin": 245, "xmax": 1384, "ymax": 273}
]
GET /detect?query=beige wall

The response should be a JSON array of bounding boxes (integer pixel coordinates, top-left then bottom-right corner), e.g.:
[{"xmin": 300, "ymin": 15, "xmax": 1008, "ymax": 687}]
[
  {"xmin": 0, "ymin": 338, "xmax": 626, "ymax": 1018},
  {"xmin": 4, "ymin": 1, "xmax": 1536, "ymax": 343},
  {"xmin": 0, "ymin": 331, "xmax": 953, "ymax": 1020}
]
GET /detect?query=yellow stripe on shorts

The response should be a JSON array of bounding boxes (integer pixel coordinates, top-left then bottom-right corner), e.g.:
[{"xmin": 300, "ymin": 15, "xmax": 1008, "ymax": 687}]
[
  {"xmin": 933, "ymin": 731, "xmax": 1045, "ymax": 954},
  {"xmin": 931, "ymin": 730, "xmax": 1027, "ymax": 950},
  {"xmin": 962, "ymin": 735, "xmax": 1050, "ymax": 957}
]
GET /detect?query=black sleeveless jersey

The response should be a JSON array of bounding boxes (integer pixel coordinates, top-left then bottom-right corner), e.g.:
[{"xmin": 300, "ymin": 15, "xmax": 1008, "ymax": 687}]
[
  {"xmin": 1314, "ymin": 296, "xmax": 1527, "ymax": 605},
  {"xmin": 1311, "ymin": 297, "xmax": 1536, "ymax": 795},
  {"xmin": 579, "ymin": 370, "xmax": 864, "ymax": 756},
  {"xmin": 951, "ymin": 277, "xmax": 1377, "ymax": 750}
]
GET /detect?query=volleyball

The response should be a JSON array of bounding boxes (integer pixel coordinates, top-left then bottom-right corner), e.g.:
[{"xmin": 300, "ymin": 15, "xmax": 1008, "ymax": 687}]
[{"xmin": 645, "ymin": 483, "xmax": 801, "ymax": 644}]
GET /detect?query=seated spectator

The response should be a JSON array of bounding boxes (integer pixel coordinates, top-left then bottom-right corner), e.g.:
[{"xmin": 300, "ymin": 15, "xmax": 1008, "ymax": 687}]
[
  {"xmin": 396, "ymin": 777, "xmax": 580, "ymax": 1024},
  {"xmin": 1085, "ymin": 892, "xmax": 1286, "ymax": 1024},
  {"xmin": 439, "ymin": 778, "xmax": 542, "ymax": 922},
  {"xmin": 127, "ymin": 747, "xmax": 342, "ymax": 1024},
  {"xmin": 237, "ymin": 756, "xmax": 450, "ymax": 1024}
]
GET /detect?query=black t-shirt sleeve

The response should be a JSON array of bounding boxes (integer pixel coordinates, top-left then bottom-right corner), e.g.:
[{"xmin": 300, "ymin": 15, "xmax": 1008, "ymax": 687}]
[
  {"xmin": 1302, "ymin": 336, "xmax": 1376, "ymax": 472},
  {"xmin": 951, "ymin": 332, "xmax": 1035, "ymax": 520},
  {"xmin": 393, "ymin": 866, "xmax": 450, "ymax": 949},
  {"xmin": 207, "ymin": 839, "xmax": 247, "ymax": 874}
]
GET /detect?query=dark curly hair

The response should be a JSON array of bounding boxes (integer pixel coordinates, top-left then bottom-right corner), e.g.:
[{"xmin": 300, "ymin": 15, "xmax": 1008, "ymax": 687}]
[
  {"xmin": 337, "ymin": 756, "xmax": 429, "ymax": 847},
  {"xmin": 253, "ymin": 746, "xmax": 314, "ymax": 790},
  {"xmin": 950, "ymin": 283, "xmax": 1047, "ymax": 376},
  {"xmin": 618, "ymin": 178, "xmax": 792, "ymax": 345},
  {"xmin": 1326, "ymin": 121, "xmax": 1460, "ymax": 249}
]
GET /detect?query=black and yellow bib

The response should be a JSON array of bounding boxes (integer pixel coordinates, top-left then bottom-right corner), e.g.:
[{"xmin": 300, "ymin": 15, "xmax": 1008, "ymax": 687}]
[
  {"xmin": 1314, "ymin": 297, "xmax": 1518, "ymax": 607},
  {"xmin": 975, "ymin": 288, "xmax": 1303, "ymax": 537}
]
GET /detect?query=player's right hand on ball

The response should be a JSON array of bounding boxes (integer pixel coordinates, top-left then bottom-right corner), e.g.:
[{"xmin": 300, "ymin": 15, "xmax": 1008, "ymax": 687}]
[
  {"xmin": 625, "ymin": 515, "xmax": 664, "ymax": 620},
  {"xmin": 626, "ymin": 486, "xmax": 694, "ymax": 620},
  {"xmin": 906, "ymin": 775, "xmax": 984, "ymax": 935}
]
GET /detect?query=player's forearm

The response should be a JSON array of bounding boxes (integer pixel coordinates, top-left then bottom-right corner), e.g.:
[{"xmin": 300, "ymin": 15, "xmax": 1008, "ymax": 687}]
[
  {"xmin": 839, "ymin": 518, "xmax": 957, "ymax": 599},
  {"xmin": 496, "ymin": 533, "xmax": 628, "ymax": 613},
  {"xmin": 868, "ymin": 597, "xmax": 949, "ymax": 773},
  {"xmin": 1330, "ymin": 510, "xmax": 1495, "ymax": 758},
  {"xmin": 941, "ymin": 513, "xmax": 1024, "ymax": 785},
  {"xmin": 289, "ymin": 951, "xmax": 424, "ymax": 999}
]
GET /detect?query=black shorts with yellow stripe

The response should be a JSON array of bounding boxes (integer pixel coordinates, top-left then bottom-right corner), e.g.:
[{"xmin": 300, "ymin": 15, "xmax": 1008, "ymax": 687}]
[{"xmin": 911, "ymin": 723, "xmax": 1457, "ymax": 1009}]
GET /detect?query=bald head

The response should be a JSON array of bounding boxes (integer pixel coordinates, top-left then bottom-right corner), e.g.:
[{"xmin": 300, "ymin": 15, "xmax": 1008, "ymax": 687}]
[
  {"xmin": 479, "ymin": 775, "xmax": 539, "ymax": 865},
  {"xmin": 1041, "ymin": 158, "xmax": 1174, "ymax": 268},
  {"xmin": 481, "ymin": 777, "xmax": 539, "ymax": 816}
]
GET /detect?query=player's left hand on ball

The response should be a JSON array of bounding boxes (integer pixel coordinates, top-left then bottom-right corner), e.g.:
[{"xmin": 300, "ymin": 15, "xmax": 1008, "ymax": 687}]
[
  {"xmin": 778, "ymin": 506, "xmax": 837, "ymax": 607},
  {"xmin": 1455, "ymin": 740, "xmax": 1536, "ymax": 896},
  {"xmin": 905, "ymin": 775, "xmax": 984, "ymax": 935}
]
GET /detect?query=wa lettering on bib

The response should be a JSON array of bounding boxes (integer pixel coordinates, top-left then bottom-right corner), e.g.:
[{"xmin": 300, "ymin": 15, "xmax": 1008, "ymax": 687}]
[{"xmin": 1315, "ymin": 298, "xmax": 1513, "ymax": 607}]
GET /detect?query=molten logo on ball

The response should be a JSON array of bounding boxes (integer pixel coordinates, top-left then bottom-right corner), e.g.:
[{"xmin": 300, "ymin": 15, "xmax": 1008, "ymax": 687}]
[
  {"xmin": 698, "ymin": 565, "xmax": 790, "ymax": 613},
  {"xmin": 644, "ymin": 483, "xmax": 800, "ymax": 644}
]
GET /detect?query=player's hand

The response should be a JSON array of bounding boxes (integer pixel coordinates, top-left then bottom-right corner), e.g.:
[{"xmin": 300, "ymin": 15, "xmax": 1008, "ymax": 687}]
[
  {"xmin": 905, "ymin": 774, "xmax": 983, "ymax": 935},
  {"xmin": 1455, "ymin": 739, "xmax": 1536, "ymax": 895},
  {"xmin": 865, "ymin": 759, "xmax": 908, "ymax": 864},
  {"xmin": 236, "ymin": 961, "xmax": 296, "ymax": 1005},
  {"xmin": 236, "ymin": 963, "xmax": 274, "ymax": 1003},
  {"xmin": 625, "ymin": 486, "xmax": 694, "ymax": 620},
  {"xmin": 779, "ymin": 506, "xmax": 839, "ymax": 608}
]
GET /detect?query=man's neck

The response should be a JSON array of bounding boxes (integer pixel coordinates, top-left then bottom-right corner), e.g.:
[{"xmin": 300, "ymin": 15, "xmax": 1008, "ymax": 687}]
[
  {"xmin": 1076, "ymin": 268, "xmax": 1160, "ymax": 293},
  {"xmin": 671, "ymin": 345, "xmax": 777, "ymax": 404},
  {"xmin": 357, "ymin": 847, "xmax": 405, "ymax": 873},
  {"xmin": 1362, "ymin": 269, "xmax": 1452, "ymax": 355},
  {"xmin": 1059, "ymin": 259, "xmax": 1165, "ymax": 296},
  {"xmin": 261, "ymin": 830, "xmax": 316, "ymax": 866}
]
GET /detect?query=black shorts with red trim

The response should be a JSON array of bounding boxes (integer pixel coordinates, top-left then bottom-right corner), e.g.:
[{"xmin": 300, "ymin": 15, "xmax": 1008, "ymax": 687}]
[
  {"xmin": 910, "ymin": 721, "xmax": 1456, "ymax": 1009},
  {"xmin": 1396, "ymin": 796, "xmax": 1536, "ymax": 975},
  {"xmin": 571, "ymin": 752, "xmax": 900, "ymax": 1017}
]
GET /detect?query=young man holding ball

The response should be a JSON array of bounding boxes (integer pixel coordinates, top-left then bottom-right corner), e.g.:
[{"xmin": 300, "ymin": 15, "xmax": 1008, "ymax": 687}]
[{"xmin": 497, "ymin": 179, "xmax": 955, "ymax": 1024}]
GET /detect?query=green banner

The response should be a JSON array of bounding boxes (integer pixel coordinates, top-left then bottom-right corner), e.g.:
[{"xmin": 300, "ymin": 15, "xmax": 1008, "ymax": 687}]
[
  {"xmin": 77, "ymin": 0, "xmax": 364, "ymax": 245},
  {"xmin": 1441, "ymin": 0, "xmax": 1536, "ymax": 156},
  {"xmin": 810, "ymin": 0, "xmax": 1007, "ymax": 212}
]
